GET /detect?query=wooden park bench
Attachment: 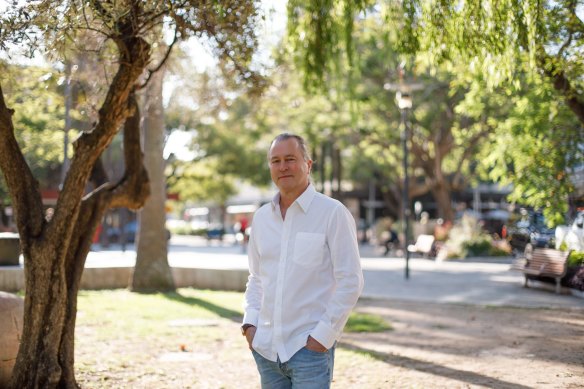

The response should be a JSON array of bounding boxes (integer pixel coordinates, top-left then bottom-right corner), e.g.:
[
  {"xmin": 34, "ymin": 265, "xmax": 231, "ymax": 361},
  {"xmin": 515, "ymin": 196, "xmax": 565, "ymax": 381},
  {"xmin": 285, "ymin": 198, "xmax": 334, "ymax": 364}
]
[
  {"xmin": 407, "ymin": 234, "xmax": 435, "ymax": 259},
  {"xmin": 519, "ymin": 246, "xmax": 571, "ymax": 294}
]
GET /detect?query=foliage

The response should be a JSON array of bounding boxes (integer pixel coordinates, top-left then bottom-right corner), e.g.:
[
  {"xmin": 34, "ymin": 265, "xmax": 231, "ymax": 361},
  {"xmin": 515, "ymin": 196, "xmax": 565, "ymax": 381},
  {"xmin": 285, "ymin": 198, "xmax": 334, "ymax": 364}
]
[
  {"xmin": 461, "ymin": 237, "xmax": 493, "ymax": 257},
  {"xmin": 286, "ymin": 1, "xmax": 583, "ymax": 226},
  {"xmin": 164, "ymin": 69, "xmax": 271, "ymax": 205},
  {"xmin": 285, "ymin": 3, "xmax": 549, "ymax": 223},
  {"xmin": 166, "ymin": 222, "xmax": 206, "ymax": 236},
  {"xmin": 474, "ymin": 72, "xmax": 582, "ymax": 226},
  {"xmin": 398, "ymin": 0, "xmax": 584, "ymax": 225},
  {"xmin": 285, "ymin": 0, "xmax": 375, "ymax": 93},
  {"xmin": 567, "ymin": 251, "xmax": 584, "ymax": 267},
  {"xmin": 0, "ymin": 63, "xmax": 71, "ymax": 189},
  {"xmin": 399, "ymin": 0, "xmax": 584, "ymax": 105},
  {"xmin": 276, "ymin": 14, "xmax": 494, "ymax": 220},
  {"xmin": 443, "ymin": 214, "xmax": 510, "ymax": 258},
  {"xmin": 0, "ymin": 1, "xmax": 265, "ymax": 91},
  {"xmin": 461, "ymin": 237, "xmax": 510, "ymax": 258}
]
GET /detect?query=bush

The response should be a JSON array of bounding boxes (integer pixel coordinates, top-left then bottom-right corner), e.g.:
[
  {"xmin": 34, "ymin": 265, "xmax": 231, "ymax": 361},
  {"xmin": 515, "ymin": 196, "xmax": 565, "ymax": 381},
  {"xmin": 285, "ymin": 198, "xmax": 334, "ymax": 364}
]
[
  {"xmin": 563, "ymin": 265, "xmax": 584, "ymax": 291},
  {"xmin": 567, "ymin": 251, "xmax": 584, "ymax": 267},
  {"xmin": 488, "ymin": 245, "xmax": 512, "ymax": 257},
  {"xmin": 443, "ymin": 214, "xmax": 511, "ymax": 258},
  {"xmin": 462, "ymin": 237, "xmax": 492, "ymax": 257}
]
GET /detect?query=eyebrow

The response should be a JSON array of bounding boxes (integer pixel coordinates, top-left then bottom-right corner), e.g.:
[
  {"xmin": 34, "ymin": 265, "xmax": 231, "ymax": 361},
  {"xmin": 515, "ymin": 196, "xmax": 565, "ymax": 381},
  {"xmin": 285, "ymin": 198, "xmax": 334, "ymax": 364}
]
[{"xmin": 270, "ymin": 154, "xmax": 296, "ymax": 161}]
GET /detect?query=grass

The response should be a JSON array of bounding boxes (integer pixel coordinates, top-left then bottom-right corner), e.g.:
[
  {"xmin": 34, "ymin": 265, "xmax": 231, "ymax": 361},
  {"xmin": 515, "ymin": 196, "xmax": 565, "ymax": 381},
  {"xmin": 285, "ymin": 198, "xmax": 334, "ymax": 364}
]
[
  {"xmin": 77, "ymin": 289, "xmax": 391, "ymax": 335},
  {"xmin": 74, "ymin": 288, "xmax": 393, "ymax": 387},
  {"xmin": 76, "ymin": 288, "xmax": 244, "ymax": 340},
  {"xmin": 345, "ymin": 312, "xmax": 393, "ymax": 332},
  {"xmin": 76, "ymin": 289, "xmax": 392, "ymax": 345}
]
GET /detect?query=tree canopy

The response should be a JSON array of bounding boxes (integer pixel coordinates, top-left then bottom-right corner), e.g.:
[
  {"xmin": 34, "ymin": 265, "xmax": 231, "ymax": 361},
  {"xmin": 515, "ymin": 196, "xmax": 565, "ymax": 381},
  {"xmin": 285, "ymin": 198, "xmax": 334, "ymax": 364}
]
[
  {"xmin": 285, "ymin": 0, "xmax": 583, "ymax": 224},
  {"xmin": 398, "ymin": 0, "xmax": 584, "ymax": 223},
  {"xmin": 0, "ymin": 1, "xmax": 264, "ymax": 387},
  {"xmin": 399, "ymin": 0, "xmax": 584, "ymax": 119}
]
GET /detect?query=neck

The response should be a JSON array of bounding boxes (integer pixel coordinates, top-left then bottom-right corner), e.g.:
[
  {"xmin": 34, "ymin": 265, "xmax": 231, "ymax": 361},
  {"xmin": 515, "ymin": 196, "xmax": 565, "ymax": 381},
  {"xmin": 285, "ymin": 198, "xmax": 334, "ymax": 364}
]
[{"xmin": 278, "ymin": 183, "xmax": 309, "ymax": 219}]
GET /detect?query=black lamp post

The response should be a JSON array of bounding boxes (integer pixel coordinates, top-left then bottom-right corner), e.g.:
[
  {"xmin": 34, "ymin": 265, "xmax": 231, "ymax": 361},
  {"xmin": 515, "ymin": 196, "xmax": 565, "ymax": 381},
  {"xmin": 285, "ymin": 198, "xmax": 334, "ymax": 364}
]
[{"xmin": 396, "ymin": 91, "xmax": 412, "ymax": 279}]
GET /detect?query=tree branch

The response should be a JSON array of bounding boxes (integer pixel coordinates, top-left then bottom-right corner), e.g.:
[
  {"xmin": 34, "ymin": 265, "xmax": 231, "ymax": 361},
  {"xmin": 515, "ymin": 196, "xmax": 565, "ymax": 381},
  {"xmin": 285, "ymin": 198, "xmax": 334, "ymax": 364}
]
[
  {"xmin": 538, "ymin": 50, "xmax": 584, "ymax": 125},
  {"xmin": 137, "ymin": 28, "xmax": 179, "ymax": 90},
  {"xmin": 109, "ymin": 91, "xmax": 150, "ymax": 209},
  {"xmin": 451, "ymin": 125, "xmax": 491, "ymax": 189},
  {"xmin": 0, "ymin": 84, "xmax": 44, "ymax": 237},
  {"xmin": 50, "ymin": 5, "xmax": 151, "ymax": 237}
]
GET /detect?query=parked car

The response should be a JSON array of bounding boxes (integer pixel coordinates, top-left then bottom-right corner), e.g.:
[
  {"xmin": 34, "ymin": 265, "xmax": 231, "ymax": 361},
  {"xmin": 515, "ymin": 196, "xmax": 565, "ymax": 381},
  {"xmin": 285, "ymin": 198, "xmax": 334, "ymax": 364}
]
[
  {"xmin": 206, "ymin": 224, "xmax": 225, "ymax": 240},
  {"xmin": 106, "ymin": 221, "xmax": 171, "ymax": 243},
  {"xmin": 506, "ymin": 212, "xmax": 555, "ymax": 254},
  {"xmin": 529, "ymin": 227, "xmax": 556, "ymax": 248}
]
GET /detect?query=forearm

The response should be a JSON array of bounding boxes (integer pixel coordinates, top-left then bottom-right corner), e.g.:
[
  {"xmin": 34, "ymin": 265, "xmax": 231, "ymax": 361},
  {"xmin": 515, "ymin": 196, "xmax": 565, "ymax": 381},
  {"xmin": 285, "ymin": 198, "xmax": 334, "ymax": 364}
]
[{"xmin": 311, "ymin": 270, "xmax": 364, "ymax": 348}]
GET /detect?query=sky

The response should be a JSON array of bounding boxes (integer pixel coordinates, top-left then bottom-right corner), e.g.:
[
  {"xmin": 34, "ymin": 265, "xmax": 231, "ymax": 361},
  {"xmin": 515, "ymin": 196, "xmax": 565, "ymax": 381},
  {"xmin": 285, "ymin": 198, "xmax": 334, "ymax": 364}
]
[{"xmin": 163, "ymin": 0, "xmax": 287, "ymax": 160}]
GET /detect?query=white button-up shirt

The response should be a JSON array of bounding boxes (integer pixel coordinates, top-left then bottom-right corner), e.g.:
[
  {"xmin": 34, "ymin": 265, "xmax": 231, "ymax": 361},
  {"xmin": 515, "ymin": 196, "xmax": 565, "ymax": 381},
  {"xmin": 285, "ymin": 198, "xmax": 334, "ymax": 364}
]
[{"xmin": 243, "ymin": 184, "xmax": 364, "ymax": 363}]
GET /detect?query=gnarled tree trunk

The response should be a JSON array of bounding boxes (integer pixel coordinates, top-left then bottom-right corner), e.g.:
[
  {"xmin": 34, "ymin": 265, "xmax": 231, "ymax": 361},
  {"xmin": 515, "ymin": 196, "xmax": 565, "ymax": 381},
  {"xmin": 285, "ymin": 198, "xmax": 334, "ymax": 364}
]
[{"xmin": 0, "ymin": 20, "xmax": 151, "ymax": 389}]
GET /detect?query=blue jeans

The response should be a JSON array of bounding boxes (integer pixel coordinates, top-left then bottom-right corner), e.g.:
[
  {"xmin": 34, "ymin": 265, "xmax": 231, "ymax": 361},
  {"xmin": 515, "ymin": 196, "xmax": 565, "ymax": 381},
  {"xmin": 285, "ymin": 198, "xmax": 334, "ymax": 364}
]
[{"xmin": 252, "ymin": 346, "xmax": 336, "ymax": 389}]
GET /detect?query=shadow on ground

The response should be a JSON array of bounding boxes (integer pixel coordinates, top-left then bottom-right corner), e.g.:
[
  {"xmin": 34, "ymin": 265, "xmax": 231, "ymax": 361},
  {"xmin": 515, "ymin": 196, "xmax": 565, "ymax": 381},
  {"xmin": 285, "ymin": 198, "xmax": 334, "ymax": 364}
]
[
  {"xmin": 162, "ymin": 291, "xmax": 243, "ymax": 322},
  {"xmin": 339, "ymin": 341, "xmax": 532, "ymax": 389}
]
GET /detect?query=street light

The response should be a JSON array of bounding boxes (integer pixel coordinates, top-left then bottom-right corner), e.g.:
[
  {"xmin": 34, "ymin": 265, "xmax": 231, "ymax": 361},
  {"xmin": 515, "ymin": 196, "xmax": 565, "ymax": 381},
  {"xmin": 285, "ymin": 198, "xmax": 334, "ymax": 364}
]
[{"xmin": 396, "ymin": 91, "xmax": 412, "ymax": 279}]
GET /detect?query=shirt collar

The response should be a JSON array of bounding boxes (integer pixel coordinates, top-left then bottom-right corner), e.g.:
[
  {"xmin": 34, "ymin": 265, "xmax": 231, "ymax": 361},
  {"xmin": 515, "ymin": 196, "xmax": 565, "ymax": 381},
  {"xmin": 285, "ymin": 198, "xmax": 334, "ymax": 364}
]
[{"xmin": 271, "ymin": 183, "xmax": 316, "ymax": 214}]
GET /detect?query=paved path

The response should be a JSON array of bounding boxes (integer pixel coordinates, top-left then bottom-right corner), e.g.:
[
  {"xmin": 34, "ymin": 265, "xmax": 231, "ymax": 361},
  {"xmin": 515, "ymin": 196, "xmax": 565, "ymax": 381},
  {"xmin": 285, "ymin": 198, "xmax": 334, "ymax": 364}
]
[{"xmin": 87, "ymin": 235, "xmax": 584, "ymax": 310}]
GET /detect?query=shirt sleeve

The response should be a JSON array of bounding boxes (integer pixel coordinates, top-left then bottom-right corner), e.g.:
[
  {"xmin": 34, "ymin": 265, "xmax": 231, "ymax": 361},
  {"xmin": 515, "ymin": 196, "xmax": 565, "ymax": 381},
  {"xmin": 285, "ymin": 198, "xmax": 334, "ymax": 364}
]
[
  {"xmin": 242, "ymin": 219, "xmax": 262, "ymax": 327},
  {"xmin": 311, "ymin": 204, "xmax": 364, "ymax": 348}
]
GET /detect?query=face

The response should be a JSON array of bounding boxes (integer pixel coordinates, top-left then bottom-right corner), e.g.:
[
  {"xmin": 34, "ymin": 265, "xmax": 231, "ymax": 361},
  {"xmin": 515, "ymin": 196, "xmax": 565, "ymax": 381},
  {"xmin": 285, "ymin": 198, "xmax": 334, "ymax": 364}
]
[{"xmin": 269, "ymin": 138, "xmax": 312, "ymax": 195}]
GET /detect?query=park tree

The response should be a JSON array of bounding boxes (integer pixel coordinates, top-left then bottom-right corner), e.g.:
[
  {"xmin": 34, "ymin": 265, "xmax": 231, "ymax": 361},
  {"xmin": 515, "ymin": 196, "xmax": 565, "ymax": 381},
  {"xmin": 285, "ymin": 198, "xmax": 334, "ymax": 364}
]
[
  {"xmin": 472, "ymin": 74, "xmax": 582, "ymax": 225},
  {"xmin": 133, "ymin": 60, "xmax": 175, "ymax": 291},
  {"xmin": 286, "ymin": 3, "xmax": 496, "ymax": 222},
  {"xmin": 165, "ymin": 69, "xmax": 271, "ymax": 208},
  {"xmin": 0, "ymin": 1, "xmax": 263, "ymax": 387},
  {"xmin": 287, "ymin": 1, "xmax": 583, "ymax": 224},
  {"xmin": 347, "ymin": 18, "xmax": 503, "ymax": 222},
  {"xmin": 398, "ymin": 0, "xmax": 584, "ymax": 223}
]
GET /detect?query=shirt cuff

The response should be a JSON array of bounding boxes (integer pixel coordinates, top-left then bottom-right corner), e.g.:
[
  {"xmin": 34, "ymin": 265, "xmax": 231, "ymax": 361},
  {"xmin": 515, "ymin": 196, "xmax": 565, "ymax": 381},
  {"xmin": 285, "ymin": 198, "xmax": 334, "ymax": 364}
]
[
  {"xmin": 242, "ymin": 310, "xmax": 259, "ymax": 327},
  {"xmin": 311, "ymin": 320, "xmax": 337, "ymax": 349}
]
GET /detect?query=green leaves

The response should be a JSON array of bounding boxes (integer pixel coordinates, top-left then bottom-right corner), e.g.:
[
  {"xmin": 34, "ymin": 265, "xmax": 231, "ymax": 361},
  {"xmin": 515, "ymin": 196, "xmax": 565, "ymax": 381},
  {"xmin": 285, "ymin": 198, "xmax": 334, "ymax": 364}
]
[
  {"xmin": 286, "ymin": 0, "xmax": 374, "ymax": 93},
  {"xmin": 476, "ymin": 72, "xmax": 581, "ymax": 226},
  {"xmin": 1, "ymin": 63, "xmax": 70, "ymax": 187},
  {"xmin": 164, "ymin": 68, "xmax": 270, "ymax": 205}
]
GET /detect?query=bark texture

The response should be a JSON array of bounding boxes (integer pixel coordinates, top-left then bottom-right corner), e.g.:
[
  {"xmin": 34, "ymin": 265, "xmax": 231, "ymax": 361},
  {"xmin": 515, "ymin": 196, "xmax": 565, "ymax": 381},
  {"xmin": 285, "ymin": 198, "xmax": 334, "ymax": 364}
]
[{"xmin": 132, "ymin": 65, "xmax": 175, "ymax": 292}]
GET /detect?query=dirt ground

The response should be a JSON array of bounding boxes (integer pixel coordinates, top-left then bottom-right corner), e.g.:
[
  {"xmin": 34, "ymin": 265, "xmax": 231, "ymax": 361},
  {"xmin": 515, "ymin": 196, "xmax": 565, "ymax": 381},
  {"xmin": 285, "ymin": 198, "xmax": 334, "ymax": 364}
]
[{"xmin": 75, "ymin": 298, "xmax": 584, "ymax": 389}]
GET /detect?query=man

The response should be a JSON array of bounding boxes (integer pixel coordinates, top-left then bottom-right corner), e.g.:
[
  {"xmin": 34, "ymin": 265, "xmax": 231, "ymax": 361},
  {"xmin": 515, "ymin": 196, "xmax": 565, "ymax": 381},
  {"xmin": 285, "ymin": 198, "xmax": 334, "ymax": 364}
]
[{"xmin": 242, "ymin": 133, "xmax": 364, "ymax": 388}]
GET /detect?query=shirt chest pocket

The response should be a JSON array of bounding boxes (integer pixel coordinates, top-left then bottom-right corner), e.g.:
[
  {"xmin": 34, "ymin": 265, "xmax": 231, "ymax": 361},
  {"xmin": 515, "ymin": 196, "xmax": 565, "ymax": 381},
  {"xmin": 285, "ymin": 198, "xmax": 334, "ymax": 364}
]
[{"xmin": 293, "ymin": 232, "xmax": 326, "ymax": 268}]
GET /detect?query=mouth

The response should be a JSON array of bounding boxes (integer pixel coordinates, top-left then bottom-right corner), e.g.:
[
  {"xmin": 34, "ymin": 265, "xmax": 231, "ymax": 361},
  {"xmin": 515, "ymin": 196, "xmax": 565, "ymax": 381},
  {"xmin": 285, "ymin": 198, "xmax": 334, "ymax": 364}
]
[{"xmin": 278, "ymin": 175, "xmax": 293, "ymax": 180}]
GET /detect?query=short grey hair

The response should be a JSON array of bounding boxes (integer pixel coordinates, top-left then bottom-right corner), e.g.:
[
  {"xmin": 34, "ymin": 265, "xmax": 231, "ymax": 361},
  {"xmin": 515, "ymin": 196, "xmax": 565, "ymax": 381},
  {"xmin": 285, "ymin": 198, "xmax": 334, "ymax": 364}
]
[{"xmin": 268, "ymin": 133, "xmax": 311, "ymax": 162}]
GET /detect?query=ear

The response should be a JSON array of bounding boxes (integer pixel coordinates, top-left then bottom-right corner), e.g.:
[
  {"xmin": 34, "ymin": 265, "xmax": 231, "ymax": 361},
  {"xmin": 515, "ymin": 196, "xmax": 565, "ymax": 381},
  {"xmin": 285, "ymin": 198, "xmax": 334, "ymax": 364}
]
[{"xmin": 307, "ymin": 159, "xmax": 313, "ymax": 174}]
